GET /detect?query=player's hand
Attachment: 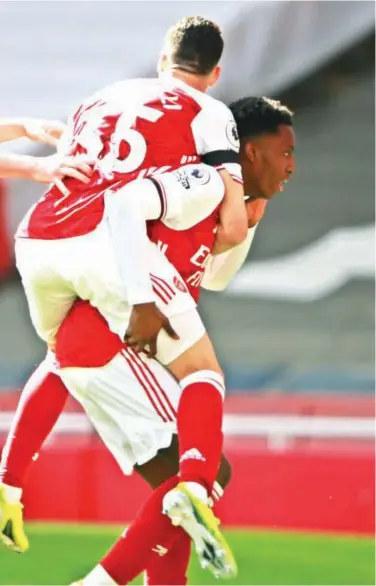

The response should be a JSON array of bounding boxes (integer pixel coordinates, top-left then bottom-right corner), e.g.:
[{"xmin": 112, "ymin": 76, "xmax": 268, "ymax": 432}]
[
  {"xmin": 125, "ymin": 302, "xmax": 179, "ymax": 357},
  {"xmin": 245, "ymin": 198, "xmax": 268, "ymax": 227},
  {"xmin": 23, "ymin": 118, "xmax": 67, "ymax": 147},
  {"xmin": 29, "ymin": 154, "xmax": 93, "ymax": 192}
]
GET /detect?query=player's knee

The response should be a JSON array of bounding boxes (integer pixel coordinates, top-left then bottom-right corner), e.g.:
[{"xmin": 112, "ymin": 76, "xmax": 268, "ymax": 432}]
[
  {"xmin": 167, "ymin": 332, "xmax": 223, "ymax": 382},
  {"xmin": 216, "ymin": 454, "xmax": 232, "ymax": 489}
]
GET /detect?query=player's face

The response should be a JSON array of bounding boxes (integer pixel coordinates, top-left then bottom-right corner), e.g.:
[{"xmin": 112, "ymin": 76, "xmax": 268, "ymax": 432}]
[{"xmin": 247, "ymin": 125, "xmax": 295, "ymax": 199}]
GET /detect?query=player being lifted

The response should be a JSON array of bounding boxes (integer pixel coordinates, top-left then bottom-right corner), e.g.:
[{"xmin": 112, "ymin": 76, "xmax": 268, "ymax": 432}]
[{"xmin": 14, "ymin": 16, "xmax": 248, "ymax": 575}]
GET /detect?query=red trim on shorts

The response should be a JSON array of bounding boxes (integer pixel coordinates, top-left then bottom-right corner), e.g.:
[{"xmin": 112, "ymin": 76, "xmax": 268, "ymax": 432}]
[
  {"xmin": 151, "ymin": 276, "xmax": 173, "ymax": 304},
  {"xmin": 151, "ymin": 281, "xmax": 170, "ymax": 304},
  {"xmin": 128, "ymin": 348, "xmax": 177, "ymax": 420},
  {"xmin": 150, "ymin": 274, "xmax": 175, "ymax": 299},
  {"xmin": 122, "ymin": 349, "xmax": 169, "ymax": 422},
  {"xmin": 122, "ymin": 349, "xmax": 175, "ymax": 423}
]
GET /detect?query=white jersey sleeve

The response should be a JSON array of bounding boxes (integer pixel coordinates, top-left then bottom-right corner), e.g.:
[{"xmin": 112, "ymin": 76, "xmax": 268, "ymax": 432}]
[
  {"xmin": 202, "ymin": 225, "xmax": 258, "ymax": 291},
  {"xmin": 104, "ymin": 181, "xmax": 162, "ymax": 305},
  {"xmin": 190, "ymin": 98, "xmax": 243, "ymax": 184},
  {"xmin": 153, "ymin": 164, "xmax": 224, "ymax": 230}
]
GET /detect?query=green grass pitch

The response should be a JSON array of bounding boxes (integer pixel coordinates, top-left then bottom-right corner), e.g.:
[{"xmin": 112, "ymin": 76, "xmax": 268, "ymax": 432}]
[{"xmin": 0, "ymin": 523, "xmax": 374, "ymax": 585}]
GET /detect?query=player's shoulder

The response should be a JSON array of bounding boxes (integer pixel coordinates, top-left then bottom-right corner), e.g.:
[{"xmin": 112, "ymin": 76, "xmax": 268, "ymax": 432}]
[
  {"xmin": 198, "ymin": 92, "xmax": 230, "ymax": 113},
  {"xmin": 162, "ymin": 75, "xmax": 230, "ymax": 115},
  {"xmin": 185, "ymin": 85, "xmax": 231, "ymax": 117}
]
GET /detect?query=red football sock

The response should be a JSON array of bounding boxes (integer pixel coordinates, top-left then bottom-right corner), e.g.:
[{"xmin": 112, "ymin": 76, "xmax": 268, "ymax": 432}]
[
  {"xmin": 101, "ymin": 475, "xmax": 186, "ymax": 585},
  {"xmin": 0, "ymin": 364, "xmax": 68, "ymax": 487},
  {"xmin": 145, "ymin": 532, "xmax": 191, "ymax": 585},
  {"xmin": 177, "ymin": 370, "xmax": 224, "ymax": 493}
]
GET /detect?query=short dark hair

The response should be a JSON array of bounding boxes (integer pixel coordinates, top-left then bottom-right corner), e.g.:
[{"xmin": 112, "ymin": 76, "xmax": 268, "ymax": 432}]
[
  {"xmin": 229, "ymin": 97, "xmax": 294, "ymax": 141},
  {"xmin": 164, "ymin": 16, "xmax": 224, "ymax": 75}
]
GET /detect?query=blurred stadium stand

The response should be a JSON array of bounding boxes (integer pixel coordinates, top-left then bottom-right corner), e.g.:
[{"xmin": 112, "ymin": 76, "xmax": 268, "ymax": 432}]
[{"xmin": 0, "ymin": 1, "xmax": 374, "ymax": 394}]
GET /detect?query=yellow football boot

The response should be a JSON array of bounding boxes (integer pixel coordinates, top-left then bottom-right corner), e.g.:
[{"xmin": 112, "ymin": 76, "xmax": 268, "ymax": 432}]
[
  {"xmin": 163, "ymin": 482, "xmax": 237, "ymax": 579},
  {"xmin": 0, "ymin": 485, "xmax": 29, "ymax": 553}
]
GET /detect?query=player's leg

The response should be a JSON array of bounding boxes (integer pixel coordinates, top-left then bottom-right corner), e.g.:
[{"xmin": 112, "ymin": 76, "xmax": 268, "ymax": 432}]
[
  {"xmin": 152, "ymin": 308, "xmax": 236, "ymax": 576},
  {"xmin": 15, "ymin": 238, "xmax": 77, "ymax": 347},
  {"xmin": 160, "ymin": 325, "xmax": 224, "ymax": 490},
  {"xmin": 131, "ymin": 439, "xmax": 191, "ymax": 586},
  {"xmin": 0, "ymin": 357, "xmax": 69, "ymax": 551},
  {"xmin": 61, "ymin": 351, "xmax": 232, "ymax": 582},
  {"xmin": 62, "ymin": 354, "xmax": 181, "ymax": 585},
  {"xmin": 76, "ymin": 448, "xmax": 231, "ymax": 586},
  {"xmin": 79, "ymin": 450, "xmax": 232, "ymax": 586},
  {"xmin": 138, "ymin": 438, "xmax": 232, "ymax": 586}
]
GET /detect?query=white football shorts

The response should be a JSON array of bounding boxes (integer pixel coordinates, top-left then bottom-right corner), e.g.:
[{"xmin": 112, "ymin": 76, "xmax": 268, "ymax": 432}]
[{"xmin": 58, "ymin": 349, "xmax": 182, "ymax": 475}]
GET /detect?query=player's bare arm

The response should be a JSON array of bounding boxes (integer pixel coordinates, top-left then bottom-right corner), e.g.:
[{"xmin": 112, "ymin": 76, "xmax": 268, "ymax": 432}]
[
  {"xmin": 212, "ymin": 169, "xmax": 248, "ymax": 255},
  {"xmin": 0, "ymin": 153, "xmax": 93, "ymax": 185},
  {"xmin": 0, "ymin": 117, "xmax": 93, "ymax": 184},
  {"xmin": 0, "ymin": 117, "xmax": 66, "ymax": 146},
  {"xmin": 211, "ymin": 196, "xmax": 267, "ymax": 256}
]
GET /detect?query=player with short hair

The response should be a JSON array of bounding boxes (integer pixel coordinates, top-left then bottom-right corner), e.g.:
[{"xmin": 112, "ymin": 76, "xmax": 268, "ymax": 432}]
[
  {"xmin": 14, "ymin": 16, "xmax": 248, "ymax": 571},
  {"xmin": 0, "ymin": 97, "xmax": 295, "ymax": 583},
  {"xmin": 162, "ymin": 14, "xmax": 224, "ymax": 75}
]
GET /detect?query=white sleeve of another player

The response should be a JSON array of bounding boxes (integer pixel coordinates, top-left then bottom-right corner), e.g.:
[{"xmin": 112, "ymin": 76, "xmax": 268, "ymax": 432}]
[
  {"xmin": 153, "ymin": 164, "xmax": 225, "ymax": 230},
  {"xmin": 104, "ymin": 181, "xmax": 163, "ymax": 305},
  {"xmin": 191, "ymin": 99, "xmax": 243, "ymax": 184},
  {"xmin": 201, "ymin": 226, "xmax": 258, "ymax": 291}
]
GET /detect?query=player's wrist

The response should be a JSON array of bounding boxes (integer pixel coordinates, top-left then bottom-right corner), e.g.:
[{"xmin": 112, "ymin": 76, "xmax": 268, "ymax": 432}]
[
  {"xmin": 22, "ymin": 156, "xmax": 55, "ymax": 183},
  {"xmin": 6, "ymin": 154, "xmax": 38, "ymax": 179}
]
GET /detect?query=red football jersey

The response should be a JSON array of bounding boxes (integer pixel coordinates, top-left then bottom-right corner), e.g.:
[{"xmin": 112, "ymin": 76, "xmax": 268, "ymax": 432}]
[
  {"xmin": 148, "ymin": 211, "xmax": 219, "ymax": 303},
  {"xmin": 18, "ymin": 76, "xmax": 239, "ymax": 240}
]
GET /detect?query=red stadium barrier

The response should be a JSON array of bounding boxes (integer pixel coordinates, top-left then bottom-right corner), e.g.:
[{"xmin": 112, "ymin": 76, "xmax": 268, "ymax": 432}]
[{"xmin": 6, "ymin": 435, "xmax": 373, "ymax": 535}]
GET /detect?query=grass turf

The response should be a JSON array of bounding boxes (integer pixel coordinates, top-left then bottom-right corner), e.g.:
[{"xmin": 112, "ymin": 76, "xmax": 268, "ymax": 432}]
[{"xmin": 0, "ymin": 523, "xmax": 374, "ymax": 585}]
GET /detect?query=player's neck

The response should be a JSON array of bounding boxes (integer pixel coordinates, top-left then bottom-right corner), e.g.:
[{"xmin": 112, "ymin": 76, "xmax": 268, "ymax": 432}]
[
  {"xmin": 243, "ymin": 178, "xmax": 260, "ymax": 199},
  {"xmin": 168, "ymin": 69, "xmax": 209, "ymax": 93}
]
